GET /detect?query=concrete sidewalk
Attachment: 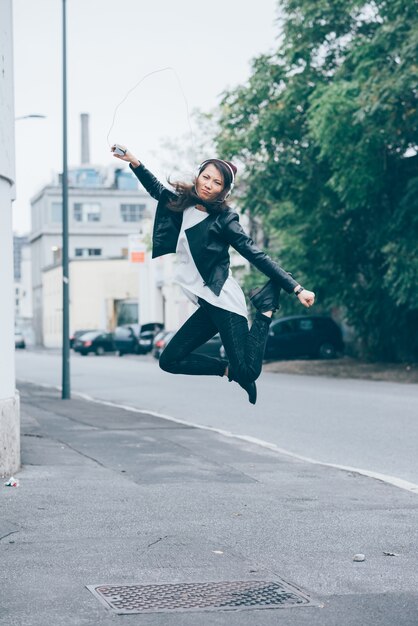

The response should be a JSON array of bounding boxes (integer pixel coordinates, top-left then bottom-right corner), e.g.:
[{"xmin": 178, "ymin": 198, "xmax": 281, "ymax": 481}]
[{"xmin": 2, "ymin": 382, "xmax": 418, "ymax": 626}]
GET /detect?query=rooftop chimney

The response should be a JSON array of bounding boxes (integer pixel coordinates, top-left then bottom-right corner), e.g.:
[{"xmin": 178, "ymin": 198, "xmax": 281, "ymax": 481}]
[{"xmin": 80, "ymin": 113, "xmax": 90, "ymax": 164}]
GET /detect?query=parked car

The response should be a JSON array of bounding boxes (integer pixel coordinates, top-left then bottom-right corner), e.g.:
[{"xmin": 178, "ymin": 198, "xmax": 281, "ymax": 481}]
[
  {"xmin": 141, "ymin": 322, "xmax": 164, "ymax": 335},
  {"xmin": 113, "ymin": 325, "xmax": 139, "ymax": 356},
  {"xmin": 73, "ymin": 330, "xmax": 115, "ymax": 356},
  {"xmin": 264, "ymin": 315, "xmax": 344, "ymax": 360},
  {"xmin": 114, "ymin": 322, "xmax": 164, "ymax": 356},
  {"xmin": 153, "ymin": 330, "xmax": 175, "ymax": 359},
  {"xmin": 14, "ymin": 330, "xmax": 26, "ymax": 349},
  {"xmin": 194, "ymin": 333, "xmax": 223, "ymax": 358},
  {"xmin": 70, "ymin": 329, "xmax": 96, "ymax": 349},
  {"xmin": 137, "ymin": 330, "xmax": 158, "ymax": 354},
  {"xmin": 153, "ymin": 331, "xmax": 224, "ymax": 360}
]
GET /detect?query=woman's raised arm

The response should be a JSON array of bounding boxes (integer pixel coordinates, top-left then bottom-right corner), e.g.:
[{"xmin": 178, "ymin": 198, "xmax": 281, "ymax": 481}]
[
  {"xmin": 111, "ymin": 144, "xmax": 168, "ymax": 201},
  {"xmin": 111, "ymin": 144, "xmax": 140, "ymax": 167}
]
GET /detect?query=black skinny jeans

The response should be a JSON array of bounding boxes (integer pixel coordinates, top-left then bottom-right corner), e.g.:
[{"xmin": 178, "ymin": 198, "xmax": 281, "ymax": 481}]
[{"xmin": 159, "ymin": 298, "xmax": 271, "ymax": 386}]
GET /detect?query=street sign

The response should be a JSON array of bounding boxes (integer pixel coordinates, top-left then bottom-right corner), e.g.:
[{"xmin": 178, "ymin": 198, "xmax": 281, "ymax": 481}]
[
  {"xmin": 131, "ymin": 250, "xmax": 145, "ymax": 263},
  {"xmin": 128, "ymin": 235, "xmax": 146, "ymax": 264}
]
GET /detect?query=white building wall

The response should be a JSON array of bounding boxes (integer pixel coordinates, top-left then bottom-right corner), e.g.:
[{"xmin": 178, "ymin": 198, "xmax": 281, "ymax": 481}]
[
  {"xmin": 18, "ymin": 244, "xmax": 35, "ymax": 345},
  {"xmin": 20, "ymin": 244, "xmax": 33, "ymax": 319},
  {"xmin": 43, "ymin": 259, "xmax": 140, "ymax": 348},
  {"xmin": 0, "ymin": 0, "xmax": 20, "ymax": 475},
  {"xmin": 30, "ymin": 182, "xmax": 154, "ymax": 345},
  {"xmin": 14, "ymin": 283, "xmax": 19, "ymax": 317},
  {"xmin": 30, "ymin": 236, "xmax": 44, "ymax": 344}
]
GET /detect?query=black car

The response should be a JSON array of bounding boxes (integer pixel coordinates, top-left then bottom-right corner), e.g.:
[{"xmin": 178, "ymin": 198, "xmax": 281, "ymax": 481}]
[
  {"xmin": 114, "ymin": 323, "xmax": 164, "ymax": 356},
  {"xmin": 194, "ymin": 333, "xmax": 223, "ymax": 358},
  {"xmin": 70, "ymin": 329, "xmax": 96, "ymax": 349},
  {"xmin": 113, "ymin": 325, "xmax": 140, "ymax": 356},
  {"xmin": 137, "ymin": 330, "xmax": 158, "ymax": 354},
  {"xmin": 73, "ymin": 330, "xmax": 115, "ymax": 356},
  {"xmin": 14, "ymin": 330, "xmax": 26, "ymax": 349},
  {"xmin": 264, "ymin": 315, "xmax": 344, "ymax": 360},
  {"xmin": 153, "ymin": 331, "xmax": 223, "ymax": 360},
  {"xmin": 153, "ymin": 331, "xmax": 175, "ymax": 359}
]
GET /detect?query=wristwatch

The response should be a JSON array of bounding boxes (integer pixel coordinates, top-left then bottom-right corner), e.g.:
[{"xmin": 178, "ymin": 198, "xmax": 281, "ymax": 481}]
[{"xmin": 294, "ymin": 286, "xmax": 304, "ymax": 296}]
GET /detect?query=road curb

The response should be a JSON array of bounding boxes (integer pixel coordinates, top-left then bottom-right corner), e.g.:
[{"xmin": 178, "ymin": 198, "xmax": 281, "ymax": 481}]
[{"xmin": 18, "ymin": 378, "xmax": 418, "ymax": 496}]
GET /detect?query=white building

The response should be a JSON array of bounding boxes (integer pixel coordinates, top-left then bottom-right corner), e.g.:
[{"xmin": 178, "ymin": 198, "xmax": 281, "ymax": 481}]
[
  {"xmin": 13, "ymin": 235, "xmax": 33, "ymax": 341},
  {"xmin": 0, "ymin": 0, "xmax": 20, "ymax": 475},
  {"xmin": 19, "ymin": 243, "xmax": 33, "ymax": 322},
  {"xmin": 29, "ymin": 162, "xmax": 156, "ymax": 345},
  {"xmin": 42, "ymin": 257, "xmax": 142, "ymax": 347}
]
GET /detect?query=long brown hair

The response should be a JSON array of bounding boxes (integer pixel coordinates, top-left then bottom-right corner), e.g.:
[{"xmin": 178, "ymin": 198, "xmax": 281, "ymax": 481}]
[{"xmin": 167, "ymin": 161, "xmax": 233, "ymax": 214}]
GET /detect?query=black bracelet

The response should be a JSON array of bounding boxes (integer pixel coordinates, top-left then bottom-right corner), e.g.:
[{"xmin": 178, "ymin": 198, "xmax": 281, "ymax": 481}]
[{"xmin": 294, "ymin": 286, "xmax": 304, "ymax": 296}]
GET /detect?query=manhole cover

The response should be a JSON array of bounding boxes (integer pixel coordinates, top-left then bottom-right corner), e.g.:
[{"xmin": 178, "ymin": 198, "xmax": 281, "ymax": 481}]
[{"xmin": 86, "ymin": 580, "xmax": 320, "ymax": 614}]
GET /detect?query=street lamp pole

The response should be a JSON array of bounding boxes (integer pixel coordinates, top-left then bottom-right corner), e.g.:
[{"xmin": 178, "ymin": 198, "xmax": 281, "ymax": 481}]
[{"xmin": 61, "ymin": 0, "xmax": 70, "ymax": 399}]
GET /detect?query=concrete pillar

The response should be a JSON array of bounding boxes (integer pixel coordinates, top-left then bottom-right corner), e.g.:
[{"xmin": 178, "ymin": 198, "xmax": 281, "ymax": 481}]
[{"xmin": 0, "ymin": 0, "xmax": 20, "ymax": 476}]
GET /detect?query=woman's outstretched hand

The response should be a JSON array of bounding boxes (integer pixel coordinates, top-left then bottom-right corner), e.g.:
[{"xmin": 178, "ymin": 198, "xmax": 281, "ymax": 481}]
[
  {"xmin": 110, "ymin": 144, "xmax": 140, "ymax": 167},
  {"xmin": 297, "ymin": 289, "xmax": 315, "ymax": 308}
]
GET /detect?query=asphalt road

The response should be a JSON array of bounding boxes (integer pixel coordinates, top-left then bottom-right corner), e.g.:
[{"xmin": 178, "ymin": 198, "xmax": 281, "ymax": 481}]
[
  {"xmin": 15, "ymin": 349, "xmax": 418, "ymax": 488},
  {"xmin": 6, "ymin": 382, "xmax": 418, "ymax": 626}
]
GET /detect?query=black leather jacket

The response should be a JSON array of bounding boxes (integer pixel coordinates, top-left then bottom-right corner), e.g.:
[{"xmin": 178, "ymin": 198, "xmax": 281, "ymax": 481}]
[{"xmin": 130, "ymin": 163, "xmax": 299, "ymax": 296}]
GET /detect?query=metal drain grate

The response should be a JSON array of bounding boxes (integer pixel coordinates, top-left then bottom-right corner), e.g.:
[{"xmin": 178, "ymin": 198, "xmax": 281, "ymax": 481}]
[{"xmin": 86, "ymin": 580, "xmax": 319, "ymax": 614}]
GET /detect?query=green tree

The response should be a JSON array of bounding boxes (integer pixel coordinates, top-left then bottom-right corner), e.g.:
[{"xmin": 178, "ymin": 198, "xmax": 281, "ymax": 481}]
[{"xmin": 216, "ymin": 0, "xmax": 418, "ymax": 361}]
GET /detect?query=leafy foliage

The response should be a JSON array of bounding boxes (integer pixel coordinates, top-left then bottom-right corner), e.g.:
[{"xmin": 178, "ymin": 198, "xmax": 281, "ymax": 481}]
[{"xmin": 215, "ymin": 0, "xmax": 418, "ymax": 361}]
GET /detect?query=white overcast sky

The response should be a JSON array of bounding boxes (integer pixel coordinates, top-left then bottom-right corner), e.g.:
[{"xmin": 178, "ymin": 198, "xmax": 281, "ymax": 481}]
[{"xmin": 12, "ymin": 0, "xmax": 281, "ymax": 234}]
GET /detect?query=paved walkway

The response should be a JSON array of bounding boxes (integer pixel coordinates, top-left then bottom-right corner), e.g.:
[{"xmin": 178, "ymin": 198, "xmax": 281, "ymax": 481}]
[{"xmin": 2, "ymin": 382, "xmax": 418, "ymax": 625}]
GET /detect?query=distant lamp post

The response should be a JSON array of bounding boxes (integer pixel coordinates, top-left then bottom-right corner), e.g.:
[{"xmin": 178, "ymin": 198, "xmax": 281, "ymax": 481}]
[{"xmin": 15, "ymin": 114, "xmax": 46, "ymax": 121}]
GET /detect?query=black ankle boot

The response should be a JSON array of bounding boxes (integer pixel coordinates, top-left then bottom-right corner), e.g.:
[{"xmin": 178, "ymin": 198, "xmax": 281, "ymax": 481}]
[
  {"xmin": 249, "ymin": 279, "xmax": 281, "ymax": 313},
  {"xmin": 228, "ymin": 368, "xmax": 257, "ymax": 405}
]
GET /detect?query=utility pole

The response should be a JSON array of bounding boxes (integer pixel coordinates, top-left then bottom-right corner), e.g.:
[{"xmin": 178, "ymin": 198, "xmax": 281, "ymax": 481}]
[{"xmin": 61, "ymin": 0, "xmax": 70, "ymax": 399}]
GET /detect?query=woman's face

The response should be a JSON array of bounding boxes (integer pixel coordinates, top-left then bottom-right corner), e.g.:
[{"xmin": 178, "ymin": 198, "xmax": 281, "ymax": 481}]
[{"xmin": 195, "ymin": 164, "xmax": 224, "ymax": 202}]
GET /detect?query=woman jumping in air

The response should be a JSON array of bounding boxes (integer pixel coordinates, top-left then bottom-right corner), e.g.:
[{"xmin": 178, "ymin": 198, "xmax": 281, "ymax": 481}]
[{"xmin": 112, "ymin": 145, "xmax": 315, "ymax": 404}]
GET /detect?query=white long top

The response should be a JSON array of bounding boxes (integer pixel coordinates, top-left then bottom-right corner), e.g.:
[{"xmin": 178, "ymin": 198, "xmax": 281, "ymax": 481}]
[{"xmin": 173, "ymin": 206, "xmax": 249, "ymax": 320}]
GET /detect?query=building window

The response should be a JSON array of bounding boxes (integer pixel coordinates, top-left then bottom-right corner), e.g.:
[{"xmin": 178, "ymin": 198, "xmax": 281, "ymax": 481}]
[
  {"xmin": 120, "ymin": 203, "xmax": 145, "ymax": 222},
  {"xmin": 74, "ymin": 248, "xmax": 102, "ymax": 257},
  {"xmin": 74, "ymin": 202, "xmax": 101, "ymax": 222},
  {"xmin": 51, "ymin": 202, "xmax": 63, "ymax": 223}
]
